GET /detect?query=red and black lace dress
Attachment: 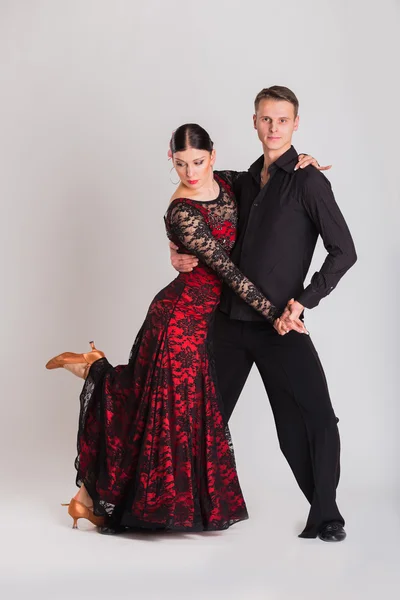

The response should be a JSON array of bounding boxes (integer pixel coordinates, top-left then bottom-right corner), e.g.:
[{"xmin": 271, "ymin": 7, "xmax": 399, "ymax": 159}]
[{"xmin": 76, "ymin": 171, "xmax": 278, "ymax": 531}]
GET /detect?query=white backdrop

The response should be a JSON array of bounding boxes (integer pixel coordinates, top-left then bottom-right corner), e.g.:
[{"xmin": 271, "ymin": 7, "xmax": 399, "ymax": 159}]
[{"xmin": 1, "ymin": 1, "xmax": 399, "ymax": 598}]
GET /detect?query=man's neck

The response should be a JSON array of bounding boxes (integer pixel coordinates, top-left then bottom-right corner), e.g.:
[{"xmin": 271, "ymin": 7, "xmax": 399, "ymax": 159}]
[{"xmin": 262, "ymin": 142, "xmax": 292, "ymax": 171}]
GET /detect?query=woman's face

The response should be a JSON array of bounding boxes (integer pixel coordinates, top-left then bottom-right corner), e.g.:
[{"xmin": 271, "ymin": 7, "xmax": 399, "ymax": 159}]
[{"xmin": 173, "ymin": 147, "xmax": 215, "ymax": 190}]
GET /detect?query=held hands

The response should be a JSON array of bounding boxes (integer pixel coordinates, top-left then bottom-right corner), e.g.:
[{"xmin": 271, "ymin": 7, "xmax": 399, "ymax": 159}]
[
  {"xmin": 170, "ymin": 241, "xmax": 198, "ymax": 272},
  {"xmin": 273, "ymin": 299, "xmax": 309, "ymax": 336},
  {"xmin": 296, "ymin": 154, "xmax": 332, "ymax": 172}
]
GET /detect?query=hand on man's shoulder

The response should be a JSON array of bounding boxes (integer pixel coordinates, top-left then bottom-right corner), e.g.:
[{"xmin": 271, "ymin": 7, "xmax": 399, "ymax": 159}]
[{"xmin": 294, "ymin": 162, "xmax": 333, "ymax": 194}]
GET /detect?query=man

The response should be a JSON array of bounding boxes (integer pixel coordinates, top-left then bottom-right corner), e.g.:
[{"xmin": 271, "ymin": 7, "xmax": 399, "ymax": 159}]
[{"xmin": 170, "ymin": 86, "xmax": 357, "ymax": 542}]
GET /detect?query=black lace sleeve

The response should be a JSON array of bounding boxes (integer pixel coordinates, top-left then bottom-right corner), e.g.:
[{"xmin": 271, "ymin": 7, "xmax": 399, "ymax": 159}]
[
  {"xmin": 214, "ymin": 170, "xmax": 245, "ymax": 188},
  {"xmin": 169, "ymin": 202, "xmax": 279, "ymax": 323}
]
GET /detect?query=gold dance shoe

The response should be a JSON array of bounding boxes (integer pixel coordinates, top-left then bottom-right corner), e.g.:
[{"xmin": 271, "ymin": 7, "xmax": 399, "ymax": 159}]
[
  {"xmin": 61, "ymin": 498, "xmax": 106, "ymax": 529},
  {"xmin": 46, "ymin": 341, "xmax": 105, "ymax": 377}
]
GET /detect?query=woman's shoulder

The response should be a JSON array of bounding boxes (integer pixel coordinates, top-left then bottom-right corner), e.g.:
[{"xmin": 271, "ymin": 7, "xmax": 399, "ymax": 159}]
[
  {"xmin": 169, "ymin": 185, "xmax": 188, "ymax": 204},
  {"xmin": 166, "ymin": 194, "xmax": 203, "ymax": 222},
  {"xmin": 214, "ymin": 169, "xmax": 245, "ymax": 190},
  {"xmin": 167, "ymin": 185, "xmax": 214, "ymax": 209}
]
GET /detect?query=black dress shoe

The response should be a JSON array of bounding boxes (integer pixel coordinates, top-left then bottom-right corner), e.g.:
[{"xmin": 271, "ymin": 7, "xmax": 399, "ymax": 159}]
[
  {"xmin": 318, "ymin": 522, "xmax": 346, "ymax": 542},
  {"xmin": 98, "ymin": 524, "xmax": 128, "ymax": 535}
]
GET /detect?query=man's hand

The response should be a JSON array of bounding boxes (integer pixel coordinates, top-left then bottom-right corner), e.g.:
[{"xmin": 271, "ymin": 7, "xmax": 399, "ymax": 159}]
[
  {"xmin": 296, "ymin": 154, "xmax": 332, "ymax": 172},
  {"xmin": 170, "ymin": 241, "xmax": 198, "ymax": 273},
  {"xmin": 275, "ymin": 298, "xmax": 309, "ymax": 336}
]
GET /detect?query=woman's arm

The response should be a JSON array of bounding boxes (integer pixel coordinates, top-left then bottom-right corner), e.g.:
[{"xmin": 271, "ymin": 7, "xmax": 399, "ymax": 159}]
[{"xmin": 169, "ymin": 202, "xmax": 278, "ymax": 323}]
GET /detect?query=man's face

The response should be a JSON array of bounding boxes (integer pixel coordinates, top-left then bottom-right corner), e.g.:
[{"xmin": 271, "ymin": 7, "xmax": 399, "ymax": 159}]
[{"xmin": 253, "ymin": 99, "xmax": 299, "ymax": 152}]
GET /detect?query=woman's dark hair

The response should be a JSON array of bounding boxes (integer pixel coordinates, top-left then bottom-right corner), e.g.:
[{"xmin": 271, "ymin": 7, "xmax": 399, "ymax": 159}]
[{"xmin": 170, "ymin": 123, "xmax": 214, "ymax": 155}]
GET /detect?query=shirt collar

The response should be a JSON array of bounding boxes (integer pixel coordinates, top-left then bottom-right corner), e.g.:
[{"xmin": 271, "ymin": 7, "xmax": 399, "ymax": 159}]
[{"xmin": 249, "ymin": 145, "xmax": 299, "ymax": 181}]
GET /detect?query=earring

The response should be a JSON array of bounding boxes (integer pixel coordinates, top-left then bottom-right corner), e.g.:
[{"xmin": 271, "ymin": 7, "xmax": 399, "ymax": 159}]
[{"xmin": 169, "ymin": 167, "xmax": 180, "ymax": 185}]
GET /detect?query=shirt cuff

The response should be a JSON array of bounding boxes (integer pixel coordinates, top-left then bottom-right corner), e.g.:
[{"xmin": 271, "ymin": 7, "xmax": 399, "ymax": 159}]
[{"xmin": 296, "ymin": 285, "xmax": 322, "ymax": 310}]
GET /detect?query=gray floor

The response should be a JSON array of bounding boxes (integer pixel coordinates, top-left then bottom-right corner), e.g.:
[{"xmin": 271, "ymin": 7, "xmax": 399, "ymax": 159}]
[{"xmin": 1, "ymin": 484, "xmax": 398, "ymax": 600}]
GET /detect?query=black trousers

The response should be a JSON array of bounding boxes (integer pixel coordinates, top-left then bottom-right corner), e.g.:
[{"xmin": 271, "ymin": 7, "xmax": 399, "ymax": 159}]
[{"xmin": 212, "ymin": 310, "xmax": 344, "ymax": 537}]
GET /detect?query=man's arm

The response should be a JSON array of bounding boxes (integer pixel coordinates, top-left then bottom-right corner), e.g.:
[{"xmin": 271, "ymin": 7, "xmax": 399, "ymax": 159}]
[
  {"xmin": 297, "ymin": 172, "xmax": 357, "ymax": 309},
  {"xmin": 279, "ymin": 174, "xmax": 356, "ymax": 330},
  {"xmin": 170, "ymin": 241, "xmax": 198, "ymax": 272}
]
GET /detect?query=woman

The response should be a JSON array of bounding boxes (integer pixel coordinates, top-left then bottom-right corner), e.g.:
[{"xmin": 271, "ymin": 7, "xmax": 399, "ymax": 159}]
[{"xmin": 46, "ymin": 124, "xmax": 318, "ymax": 534}]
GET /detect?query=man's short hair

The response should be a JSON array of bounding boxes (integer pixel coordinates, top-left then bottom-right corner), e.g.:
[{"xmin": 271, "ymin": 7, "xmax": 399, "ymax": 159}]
[{"xmin": 254, "ymin": 86, "xmax": 299, "ymax": 117}]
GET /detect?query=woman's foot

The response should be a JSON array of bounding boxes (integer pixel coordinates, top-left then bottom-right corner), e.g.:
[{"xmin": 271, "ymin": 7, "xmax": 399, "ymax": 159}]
[
  {"xmin": 62, "ymin": 496, "xmax": 105, "ymax": 529},
  {"xmin": 63, "ymin": 363, "xmax": 88, "ymax": 379},
  {"xmin": 46, "ymin": 341, "xmax": 104, "ymax": 376},
  {"xmin": 74, "ymin": 484, "xmax": 93, "ymax": 509},
  {"xmin": 63, "ymin": 363, "xmax": 87, "ymax": 379}
]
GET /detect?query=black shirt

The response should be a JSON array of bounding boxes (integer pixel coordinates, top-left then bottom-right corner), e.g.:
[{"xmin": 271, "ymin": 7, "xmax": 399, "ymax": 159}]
[{"xmin": 219, "ymin": 145, "xmax": 357, "ymax": 321}]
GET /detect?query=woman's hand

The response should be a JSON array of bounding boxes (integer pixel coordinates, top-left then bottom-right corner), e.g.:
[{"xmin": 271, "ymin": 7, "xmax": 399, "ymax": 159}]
[
  {"xmin": 296, "ymin": 154, "xmax": 332, "ymax": 172},
  {"xmin": 273, "ymin": 318, "xmax": 286, "ymax": 335},
  {"xmin": 273, "ymin": 299, "xmax": 309, "ymax": 336},
  {"xmin": 273, "ymin": 317, "xmax": 307, "ymax": 336}
]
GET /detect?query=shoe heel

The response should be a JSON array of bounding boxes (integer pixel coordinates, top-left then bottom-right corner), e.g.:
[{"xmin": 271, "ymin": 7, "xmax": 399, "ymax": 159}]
[{"xmin": 62, "ymin": 497, "xmax": 106, "ymax": 529}]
